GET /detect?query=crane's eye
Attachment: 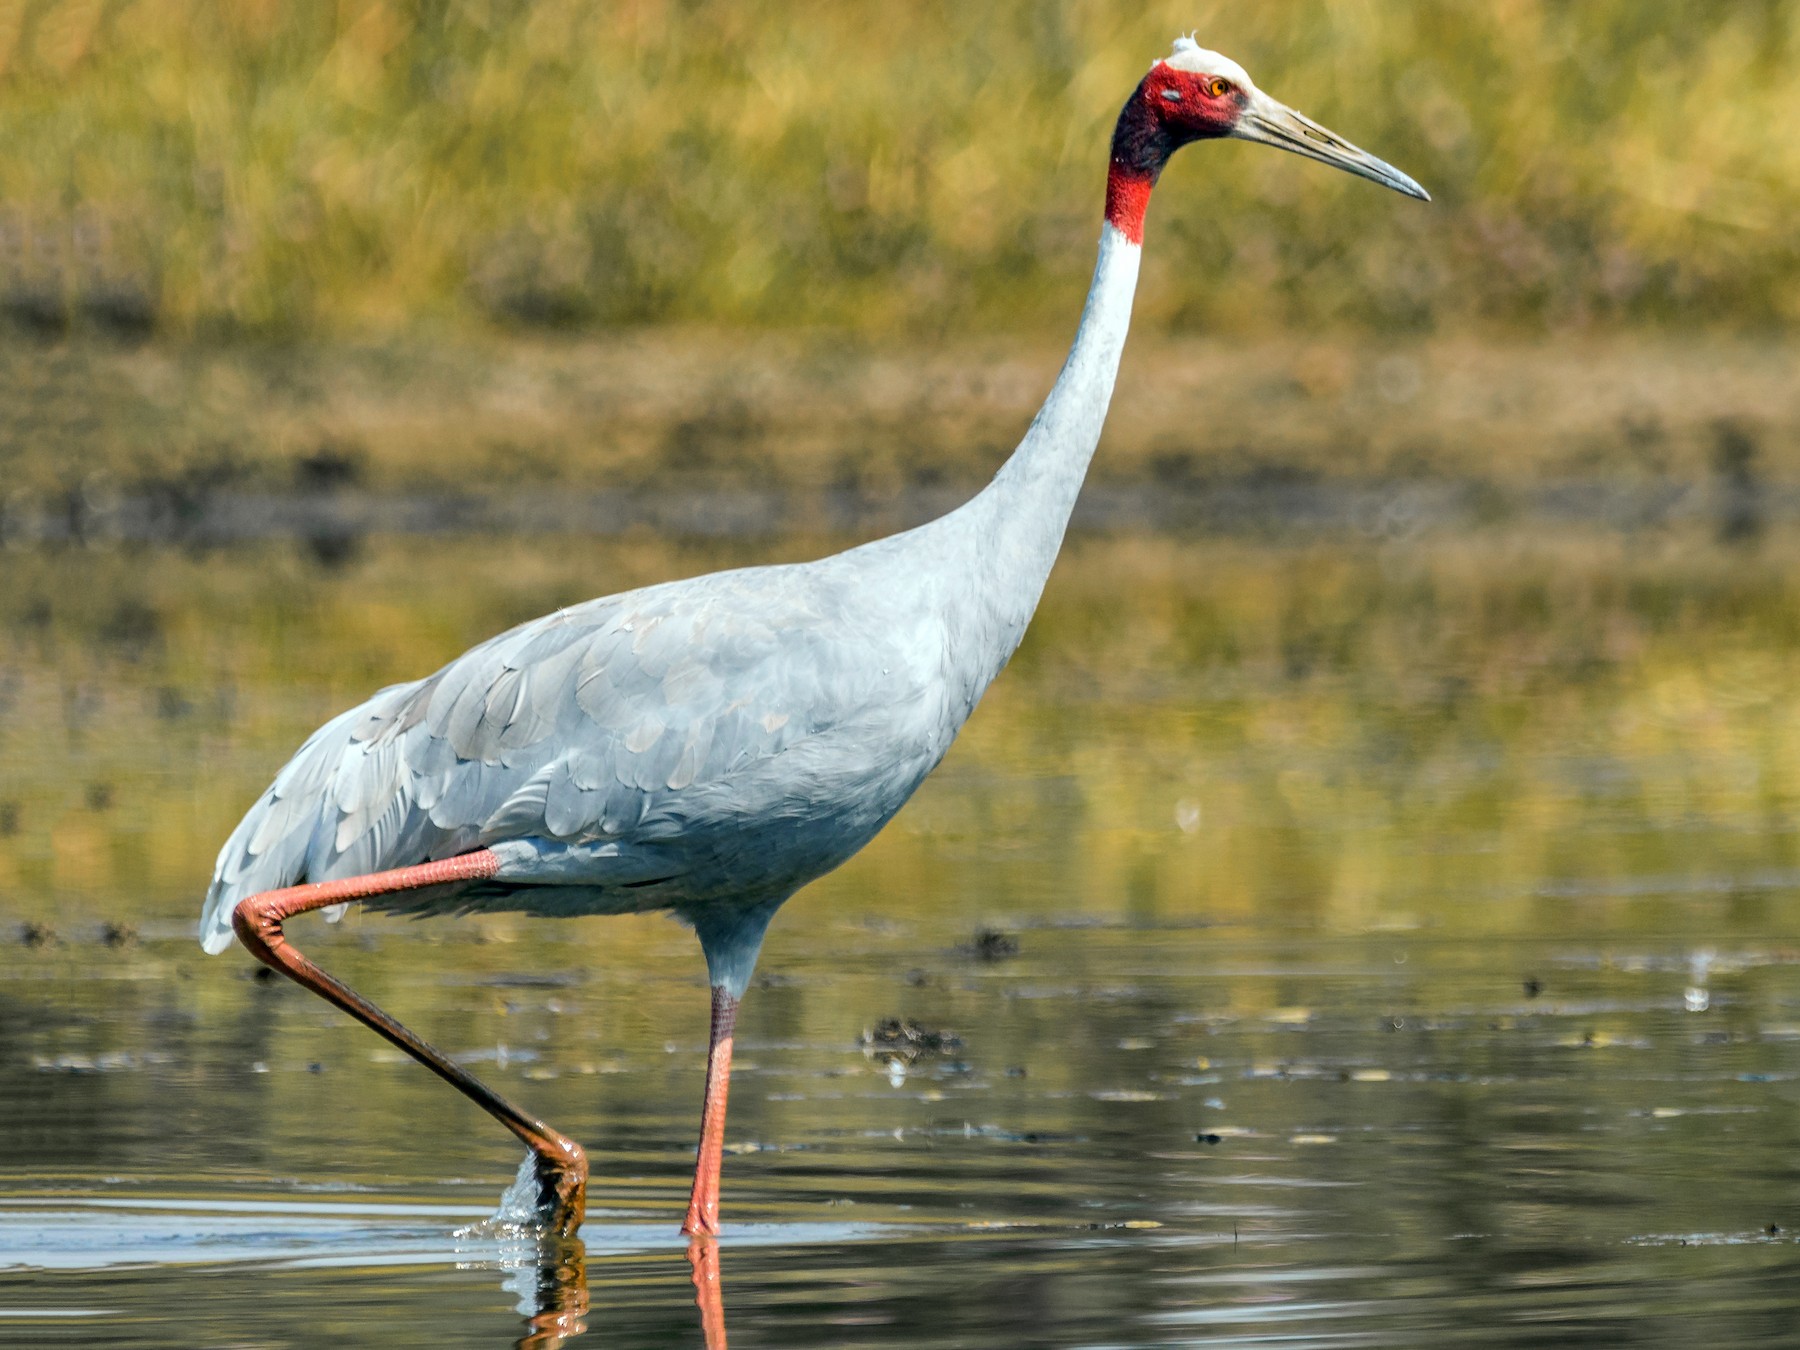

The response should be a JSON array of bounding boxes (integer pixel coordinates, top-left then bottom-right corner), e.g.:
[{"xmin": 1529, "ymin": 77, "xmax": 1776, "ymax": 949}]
[{"xmin": 1207, "ymin": 77, "xmax": 1232, "ymax": 98}]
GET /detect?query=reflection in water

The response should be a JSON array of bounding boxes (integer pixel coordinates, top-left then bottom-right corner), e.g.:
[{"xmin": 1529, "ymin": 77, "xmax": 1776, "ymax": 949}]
[
  {"xmin": 509, "ymin": 1239, "xmax": 588, "ymax": 1350},
  {"xmin": 688, "ymin": 1241, "xmax": 728, "ymax": 1350},
  {"xmin": 496, "ymin": 1235, "xmax": 727, "ymax": 1349}
]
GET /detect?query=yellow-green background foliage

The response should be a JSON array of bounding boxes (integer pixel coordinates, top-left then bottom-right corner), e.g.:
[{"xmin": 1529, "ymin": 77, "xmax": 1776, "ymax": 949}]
[{"xmin": 2, "ymin": 0, "xmax": 1797, "ymax": 338}]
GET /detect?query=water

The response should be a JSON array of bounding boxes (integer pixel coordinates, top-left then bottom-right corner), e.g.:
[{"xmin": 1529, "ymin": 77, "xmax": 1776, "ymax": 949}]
[{"xmin": 5, "ymin": 523, "xmax": 1800, "ymax": 1345}]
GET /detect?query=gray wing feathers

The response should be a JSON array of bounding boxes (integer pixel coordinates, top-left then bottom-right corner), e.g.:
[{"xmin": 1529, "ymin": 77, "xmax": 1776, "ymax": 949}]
[{"xmin": 201, "ymin": 569, "xmax": 884, "ymax": 953}]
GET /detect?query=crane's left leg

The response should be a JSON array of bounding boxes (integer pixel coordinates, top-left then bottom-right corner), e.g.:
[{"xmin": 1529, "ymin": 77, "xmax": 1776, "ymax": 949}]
[{"xmin": 230, "ymin": 851, "xmax": 588, "ymax": 1237}]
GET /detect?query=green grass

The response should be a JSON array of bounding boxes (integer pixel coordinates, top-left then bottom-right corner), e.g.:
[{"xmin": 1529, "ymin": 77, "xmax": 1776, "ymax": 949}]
[{"xmin": 2, "ymin": 0, "xmax": 1797, "ymax": 339}]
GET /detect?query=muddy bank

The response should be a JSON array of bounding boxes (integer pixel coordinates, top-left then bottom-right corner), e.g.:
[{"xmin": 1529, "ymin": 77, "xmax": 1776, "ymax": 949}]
[
  {"xmin": 1, "ymin": 333, "xmax": 1795, "ymax": 541},
  {"xmin": 5, "ymin": 476, "xmax": 1796, "ymax": 550}
]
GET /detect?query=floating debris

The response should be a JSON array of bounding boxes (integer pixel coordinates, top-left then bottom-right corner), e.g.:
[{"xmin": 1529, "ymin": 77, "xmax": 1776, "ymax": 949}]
[
  {"xmin": 966, "ymin": 928, "xmax": 1019, "ymax": 962},
  {"xmin": 19, "ymin": 922, "xmax": 57, "ymax": 948},
  {"xmin": 860, "ymin": 1017, "xmax": 963, "ymax": 1064}
]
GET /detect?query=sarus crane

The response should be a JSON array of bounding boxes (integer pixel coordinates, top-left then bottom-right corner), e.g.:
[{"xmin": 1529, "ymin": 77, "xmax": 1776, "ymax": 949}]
[{"xmin": 201, "ymin": 37, "xmax": 1427, "ymax": 1240}]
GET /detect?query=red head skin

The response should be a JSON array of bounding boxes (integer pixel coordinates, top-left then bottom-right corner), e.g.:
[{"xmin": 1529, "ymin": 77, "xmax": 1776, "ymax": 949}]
[{"xmin": 1105, "ymin": 62, "xmax": 1249, "ymax": 244}]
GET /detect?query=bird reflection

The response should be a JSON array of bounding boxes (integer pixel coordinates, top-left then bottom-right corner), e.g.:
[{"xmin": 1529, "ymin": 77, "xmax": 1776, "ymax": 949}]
[
  {"xmin": 506, "ymin": 1237, "xmax": 728, "ymax": 1349},
  {"xmin": 510, "ymin": 1240, "xmax": 588, "ymax": 1350},
  {"xmin": 687, "ymin": 1239, "xmax": 728, "ymax": 1348}
]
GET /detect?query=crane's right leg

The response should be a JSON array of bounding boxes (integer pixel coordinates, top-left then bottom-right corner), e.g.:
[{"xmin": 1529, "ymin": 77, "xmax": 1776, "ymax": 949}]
[{"xmin": 231, "ymin": 850, "xmax": 588, "ymax": 1237}]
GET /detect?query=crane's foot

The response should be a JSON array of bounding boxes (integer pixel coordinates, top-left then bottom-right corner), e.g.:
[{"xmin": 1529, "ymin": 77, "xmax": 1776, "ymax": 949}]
[{"xmin": 529, "ymin": 1136, "xmax": 589, "ymax": 1239}]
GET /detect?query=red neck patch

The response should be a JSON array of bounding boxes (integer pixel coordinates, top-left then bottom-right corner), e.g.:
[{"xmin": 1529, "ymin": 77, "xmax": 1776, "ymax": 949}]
[
  {"xmin": 1104, "ymin": 166, "xmax": 1154, "ymax": 244},
  {"xmin": 1103, "ymin": 68, "xmax": 1176, "ymax": 245}
]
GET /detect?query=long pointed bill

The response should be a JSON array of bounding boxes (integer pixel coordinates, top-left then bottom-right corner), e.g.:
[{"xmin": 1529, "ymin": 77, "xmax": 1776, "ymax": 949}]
[{"xmin": 1232, "ymin": 93, "xmax": 1430, "ymax": 201}]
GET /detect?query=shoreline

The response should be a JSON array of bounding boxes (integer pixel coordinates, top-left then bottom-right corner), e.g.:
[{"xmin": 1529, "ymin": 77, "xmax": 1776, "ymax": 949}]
[
  {"xmin": 1, "ymin": 474, "xmax": 1788, "ymax": 549},
  {"xmin": 1, "ymin": 331, "xmax": 1795, "ymax": 531}
]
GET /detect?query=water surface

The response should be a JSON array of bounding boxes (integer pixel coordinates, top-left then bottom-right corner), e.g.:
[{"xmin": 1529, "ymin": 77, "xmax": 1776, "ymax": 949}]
[{"xmin": 4, "ymin": 524, "xmax": 1800, "ymax": 1345}]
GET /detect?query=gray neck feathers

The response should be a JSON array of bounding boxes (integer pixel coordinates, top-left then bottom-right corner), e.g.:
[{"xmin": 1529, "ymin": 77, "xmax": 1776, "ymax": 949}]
[{"xmin": 943, "ymin": 224, "xmax": 1143, "ymax": 689}]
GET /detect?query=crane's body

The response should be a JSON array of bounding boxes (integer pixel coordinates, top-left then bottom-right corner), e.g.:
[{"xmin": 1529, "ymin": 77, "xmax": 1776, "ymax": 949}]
[
  {"xmin": 201, "ymin": 37, "xmax": 1425, "ymax": 1242},
  {"xmin": 203, "ymin": 230, "xmax": 1134, "ymax": 972}
]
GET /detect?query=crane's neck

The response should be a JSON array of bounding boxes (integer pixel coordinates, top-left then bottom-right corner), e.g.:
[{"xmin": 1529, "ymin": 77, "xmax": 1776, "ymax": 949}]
[
  {"xmin": 946, "ymin": 141, "xmax": 1160, "ymax": 683},
  {"xmin": 983, "ymin": 218, "xmax": 1141, "ymax": 521}
]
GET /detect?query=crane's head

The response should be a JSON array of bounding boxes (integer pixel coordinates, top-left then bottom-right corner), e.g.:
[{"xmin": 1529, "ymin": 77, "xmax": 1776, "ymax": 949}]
[{"xmin": 1107, "ymin": 37, "xmax": 1427, "ymax": 241}]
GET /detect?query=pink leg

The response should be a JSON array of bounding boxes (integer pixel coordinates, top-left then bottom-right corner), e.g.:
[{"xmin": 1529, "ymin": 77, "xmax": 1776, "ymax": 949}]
[
  {"xmin": 231, "ymin": 851, "xmax": 589, "ymax": 1237},
  {"xmin": 680, "ymin": 987, "xmax": 740, "ymax": 1237}
]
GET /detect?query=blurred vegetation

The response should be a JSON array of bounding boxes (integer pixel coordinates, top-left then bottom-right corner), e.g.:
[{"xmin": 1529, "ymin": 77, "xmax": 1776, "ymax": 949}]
[{"xmin": 0, "ymin": 0, "xmax": 1796, "ymax": 340}]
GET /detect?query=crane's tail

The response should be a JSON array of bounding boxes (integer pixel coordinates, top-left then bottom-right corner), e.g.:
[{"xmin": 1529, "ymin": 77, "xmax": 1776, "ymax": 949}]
[
  {"xmin": 198, "ymin": 879, "xmax": 241, "ymax": 955},
  {"xmin": 198, "ymin": 702, "xmax": 373, "ymax": 954},
  {"xmin": 198, "ymin": 796, "xmax": 340, "ymax": 955},
  {"xmin": 198, "ymin": 683, "xmax": 497, "ymax": 953}
]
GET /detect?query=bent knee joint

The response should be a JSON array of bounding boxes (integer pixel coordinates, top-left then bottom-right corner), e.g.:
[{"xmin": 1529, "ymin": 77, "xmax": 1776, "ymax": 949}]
[{"xmin": 231, "ymin": 894, "xmax": 285, "ymax": 953}]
